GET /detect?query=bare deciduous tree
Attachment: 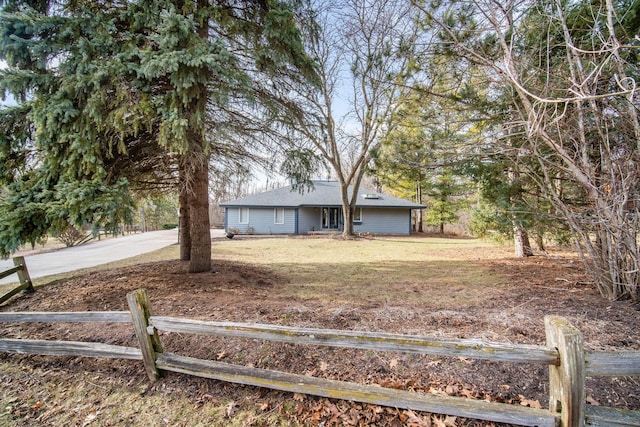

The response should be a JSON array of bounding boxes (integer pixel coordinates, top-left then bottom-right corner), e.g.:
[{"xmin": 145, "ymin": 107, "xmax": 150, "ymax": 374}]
[
  {"xmin": 418, "ymin": 0, "xmax": 640, "ymax": 299},
  {"xmin": 282, "ymin": 0, "xmax": 421, "ymax": 236}
]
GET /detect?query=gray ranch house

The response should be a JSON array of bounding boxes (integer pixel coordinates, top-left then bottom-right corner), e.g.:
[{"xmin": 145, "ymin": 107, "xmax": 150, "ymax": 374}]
[{"xmin": 219, "ymin": 180, "xmax": 425, "ymax": 235}]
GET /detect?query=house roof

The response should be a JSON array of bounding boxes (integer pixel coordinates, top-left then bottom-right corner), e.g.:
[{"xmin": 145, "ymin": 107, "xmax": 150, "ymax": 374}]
[{"xmin": 219, "ymin": 180, "xmax": 425, "ymax": 209}]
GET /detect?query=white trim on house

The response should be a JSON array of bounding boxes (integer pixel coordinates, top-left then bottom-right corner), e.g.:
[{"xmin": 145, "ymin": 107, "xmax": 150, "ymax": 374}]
[
  {"xmin": 353, "ymin": 208, "xmax": 363, "ymax": 223},
  {"xmin": 239, "ymin": 208, "xmax": 249, "ymax": 224},
  {"xmin": 274, "ymin": 208, "xmax": 285, "ymax": 224}
]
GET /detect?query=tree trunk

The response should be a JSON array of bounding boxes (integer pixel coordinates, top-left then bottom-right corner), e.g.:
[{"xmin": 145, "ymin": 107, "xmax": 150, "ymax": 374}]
[
  {"xmin": 187, "ymin": 149, "xmax": 211, "ymax": 273},
  {"xmin": 534, "ymin": 231, "xmax": 545, "ymax": 252},
  {"xmin": 186, "ymin": 0, "xmax": 212, "ymax": 273},
  {"xmin": 342, "ymin": 206, "xmax": 353, "ymax": 236},
  {"xmin": 416, "ymin": 184, "xmax": 423, "ymax": 233},
  {"xmin": 179, "ymin": 164, "xmax": 191, "ymax": 261},
  {"xmin": 513, "ymin": 223, "xmax": 533, "ymax": 258},
  {"xmin": 339, "ymin": 181, "xmax": 354, "ymax": 237}
]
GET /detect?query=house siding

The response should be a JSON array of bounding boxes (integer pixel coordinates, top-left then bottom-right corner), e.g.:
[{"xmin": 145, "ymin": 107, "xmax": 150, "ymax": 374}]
[
  {"xmin": 226, "ymin": 208, "xmax": 296, "ymax": 234},
  {"xmin": 298, "ymin": 207, "xmax": 322, "ymax": 233},
  {"xmin": 353, "ymin": 208, "xmax": 411, "ymax": 235}
]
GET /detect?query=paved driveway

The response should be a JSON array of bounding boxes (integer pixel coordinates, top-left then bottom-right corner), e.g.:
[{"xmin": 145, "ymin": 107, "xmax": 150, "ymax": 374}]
[{"xmin": 0, "ymin": 229, "xmax": 185, "ymax": 284}]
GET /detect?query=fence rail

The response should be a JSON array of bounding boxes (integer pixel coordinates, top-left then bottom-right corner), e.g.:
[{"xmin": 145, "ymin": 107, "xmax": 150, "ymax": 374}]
[
  {"xmin": 148, "ymin": 316, "xmax": 560, "ymax": 364},
  {"xmin": 0, "ymin": 256, "xmax": 34, "ymax": 305},
  {"xmin": 584, "ymin": 350, "xmax": 640, "ymax": 376},
  {"xmin": 0, "ymin": 288, "xmax": 639, "ymax": 427},
  {"xmin": 0, "ymin": 338, "xmax": 142, "ymax": 360},
  {"xmin": 0, "ymin": 310, "xmax": 139, "ymax": 359},
  {"xmin": 0, "ymin": 311, "xmax": 132, "ymax": 323}
]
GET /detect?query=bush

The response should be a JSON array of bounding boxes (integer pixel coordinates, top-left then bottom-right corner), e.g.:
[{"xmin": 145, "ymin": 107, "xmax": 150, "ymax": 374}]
[{"xmin": 56, "ymin": 225, "xmax": 92, "ymax": 247}]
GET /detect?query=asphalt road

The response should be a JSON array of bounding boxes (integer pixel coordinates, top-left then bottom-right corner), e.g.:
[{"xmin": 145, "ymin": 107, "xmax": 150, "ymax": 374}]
[{"xmin": 0, "ymin": 229, "xmax": 185, "ymax": 285}]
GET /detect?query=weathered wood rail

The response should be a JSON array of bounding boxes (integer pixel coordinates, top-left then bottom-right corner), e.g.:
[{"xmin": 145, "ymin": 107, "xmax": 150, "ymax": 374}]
[
  {"xmin": 0, "ymin": 288, "xmax": 639, "ymax": 427},
  {"xmin": 0, "ymin": 256, "xmax": 34, "ymax": 305}
]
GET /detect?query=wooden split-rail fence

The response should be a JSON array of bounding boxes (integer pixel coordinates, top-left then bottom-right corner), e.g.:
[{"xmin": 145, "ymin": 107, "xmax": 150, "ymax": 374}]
[
  {"xmin": 1, "ymin": 287, "xmax": 640, "ymax": 427},
  {"xmin": 0, "ymin": 256, "xmax": 34, "ymax": 305}
]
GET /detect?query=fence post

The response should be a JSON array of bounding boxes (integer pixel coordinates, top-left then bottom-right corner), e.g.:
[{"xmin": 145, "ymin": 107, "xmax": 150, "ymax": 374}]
[
  {"xmin": 127, "ymin": 289, "xmax": 163, "ymax": 381},
  {"xmin": 13, "ymin": 256, "xmax": 34, "ymax": 293},
  {"xmin": 545, "ymin": 315, "xmax": 585, "ymax": 427}
]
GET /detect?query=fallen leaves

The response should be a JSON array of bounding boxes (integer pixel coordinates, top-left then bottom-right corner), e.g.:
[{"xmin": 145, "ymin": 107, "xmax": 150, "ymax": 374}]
[
  {"xmin": 433, "ymin": 414, "xmax": 458, "ymax": 427},
  {"xmin": 224, "ymin": 400, "xmax": 237, "ymax": 418},
  {"xmin": 460, "ymin": 388, "xmax": 475, "ymax": 399},
  {"xmin": 403, "ymin": 409, "xmax": 433, "ymax": 426},
  {"xmin": 82, "ymin": 411, "xmax": 97, "ymax": 427},
  {"xmin": 457, "ymin": 357, "xmax": 473, "ymax": 365},
  {"xmin": 291, "ymin": 397, "xmax": 472, "ymax": 427},
  {"xmin": 587, "ymin": 395, "xmax": 601, "ymax": 406},
  {"xmin": 518, "ymin": 395, "xmax": 542, "ymax": 409},
  {"xmin": 285, "ymin": 374, "xmax": 534, "ymax": 427}
]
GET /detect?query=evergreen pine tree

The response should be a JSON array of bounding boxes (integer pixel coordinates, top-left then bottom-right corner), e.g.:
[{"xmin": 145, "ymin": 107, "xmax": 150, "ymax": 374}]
[{"xmin": 0, "ymin": 1, "xmax": 317, "ymax": 271}]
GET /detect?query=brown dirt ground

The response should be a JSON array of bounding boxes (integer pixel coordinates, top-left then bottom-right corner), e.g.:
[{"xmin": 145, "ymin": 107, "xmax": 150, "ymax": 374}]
[{"xmin": 1, "ymin": 239, "xmax": 640, "ymax": 426}]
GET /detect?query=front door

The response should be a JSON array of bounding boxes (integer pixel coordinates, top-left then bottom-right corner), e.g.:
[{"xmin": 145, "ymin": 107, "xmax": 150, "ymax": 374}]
[{"xmin": 322, "ymin": 207, "xmax": 341, "ymax": 229}]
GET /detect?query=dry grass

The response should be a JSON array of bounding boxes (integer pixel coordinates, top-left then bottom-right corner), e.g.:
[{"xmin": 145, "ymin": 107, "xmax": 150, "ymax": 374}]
[
  {"xmin": 0, "ymin": 362, "xmax": 298, "ymax": 427},
  {"xmin": 214, "ymin": 236, "xmax": 505, "ymax": 305},
  {"xmin": 4, "ymin": 236, "xmax": 505, "ymax": 305}
]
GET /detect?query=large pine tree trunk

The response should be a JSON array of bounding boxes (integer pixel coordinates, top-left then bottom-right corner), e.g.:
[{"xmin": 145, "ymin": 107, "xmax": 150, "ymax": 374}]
[
  {"xmin": 513, "ymin": 223, "xmax": 533, "ymax": 258},
  {"xmin": 187, "ymin": 151, "xmax": 211, "ymax": 273},
  {"xmin": 186, "ymin": 0, "xmax": 212, "ymax": 273}
]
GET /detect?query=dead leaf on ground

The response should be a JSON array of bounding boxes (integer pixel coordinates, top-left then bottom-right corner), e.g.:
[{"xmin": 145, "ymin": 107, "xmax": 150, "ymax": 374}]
[
  {"xmin": 404, "ymin": 409, "xmax": 431, "ymax": 426},
  {"xmin": 519, "ymin": 395, "xmax": 542, "ymax": 409},
  {"xmin": 225, "ymin": 401, "xmax": 237, "ymax": 418},
  {"xmin": 428, "ymin": 387, "xmax": 447, "ymax": 396},
  {"xmin": 82, "ymin": 411, "xmax": 97, "ymax": 427},
  {"xmin": 587, "ymin": 395, "xmax": 601, "ymax": 406},
  {"xmin": 432, "ymin": 414, "xmax": 457, "ymax": 427},
  {"xmin": 460, "ymin": 388, "xmax": 475, "ymax": 399}
]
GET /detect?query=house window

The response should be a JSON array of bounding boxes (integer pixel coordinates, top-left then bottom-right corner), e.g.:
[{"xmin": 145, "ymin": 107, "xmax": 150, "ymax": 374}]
[
  {"xmin": 239, "ymin": 208, "xmax": 249, "ymax": 224},
  {"xmin": 353, "ymin": 208, "xmax": 362, "ymax": 223},
  {"xmin": 322, "ymin": 207, "xmax": 341, "ymax": 229},
  {"xmin": 274, "ymin": 208, "xmax": 285, "ymax": 224}
]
